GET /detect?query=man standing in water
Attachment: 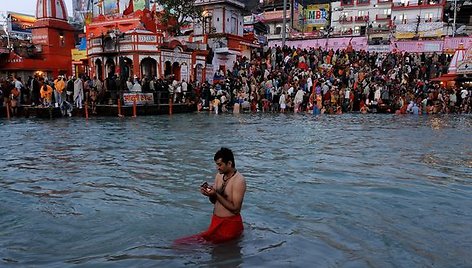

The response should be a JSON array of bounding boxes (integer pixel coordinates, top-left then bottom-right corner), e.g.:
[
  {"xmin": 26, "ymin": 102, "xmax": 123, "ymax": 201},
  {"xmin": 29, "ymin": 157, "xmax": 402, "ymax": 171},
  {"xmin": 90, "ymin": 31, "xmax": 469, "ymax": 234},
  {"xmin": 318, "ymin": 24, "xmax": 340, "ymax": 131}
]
[
  {"xmin": 199, "ymin": 147, "xmax": 246, "ymax": 243},
  {"xmin": 174, "ymin": 147, "xmax": 246, "ymax": 245}
]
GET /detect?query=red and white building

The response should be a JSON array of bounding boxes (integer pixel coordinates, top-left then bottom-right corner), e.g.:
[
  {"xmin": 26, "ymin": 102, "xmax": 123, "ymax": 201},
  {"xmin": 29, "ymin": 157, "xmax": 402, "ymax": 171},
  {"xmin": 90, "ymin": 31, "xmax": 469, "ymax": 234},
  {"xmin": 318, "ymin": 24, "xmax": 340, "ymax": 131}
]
[
  {"xmin": 85, "ymin": 0, "xmax": 259, "ymax": 84},
  {"xmin": 0, "ymin": 0, "xmax": 77, "ymax": 80}
]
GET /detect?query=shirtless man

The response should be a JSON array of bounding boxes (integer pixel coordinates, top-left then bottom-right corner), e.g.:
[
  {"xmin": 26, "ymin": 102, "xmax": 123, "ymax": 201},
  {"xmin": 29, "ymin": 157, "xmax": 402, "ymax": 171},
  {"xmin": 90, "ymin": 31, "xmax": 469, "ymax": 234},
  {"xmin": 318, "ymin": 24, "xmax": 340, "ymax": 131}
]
[{"xmin": 200, "ymin": 147, "xmax": 246, "ymax": 243}]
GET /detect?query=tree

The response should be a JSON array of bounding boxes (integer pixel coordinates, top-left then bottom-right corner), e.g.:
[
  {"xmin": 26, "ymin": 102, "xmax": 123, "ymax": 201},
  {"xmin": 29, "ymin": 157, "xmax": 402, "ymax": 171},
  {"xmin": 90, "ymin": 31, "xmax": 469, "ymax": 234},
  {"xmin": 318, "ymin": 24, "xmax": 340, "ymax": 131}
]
[{"xmin": 156, "ymin": 0, "xmax": 203, "ymax": 35}]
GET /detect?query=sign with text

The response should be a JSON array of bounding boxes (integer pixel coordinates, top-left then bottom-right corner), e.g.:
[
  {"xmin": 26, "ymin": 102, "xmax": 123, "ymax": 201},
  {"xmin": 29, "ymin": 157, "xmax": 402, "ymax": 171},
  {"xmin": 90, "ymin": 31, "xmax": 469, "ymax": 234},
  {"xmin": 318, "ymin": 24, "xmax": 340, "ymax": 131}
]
[
  {"xmin": 32, "ymin": 35, "xmax": 49, "ymax": 45},
  {"xmin": 457, "ymin": 47, "xmax": 472, "ymax": 74},
  {"xmin": 304, "ymin": 4, "xmax": 329, "ymax": 30},
  {"xmin": 71, "ymin": 49, "xmax": 87, "ymax": 61},
  {"xmin": 8, "ymin": 12, "xmax": 36, "ymax": 35},
  {"xmin": 123, "ymin": 93, "xmax": 154, "ymax": 105}
]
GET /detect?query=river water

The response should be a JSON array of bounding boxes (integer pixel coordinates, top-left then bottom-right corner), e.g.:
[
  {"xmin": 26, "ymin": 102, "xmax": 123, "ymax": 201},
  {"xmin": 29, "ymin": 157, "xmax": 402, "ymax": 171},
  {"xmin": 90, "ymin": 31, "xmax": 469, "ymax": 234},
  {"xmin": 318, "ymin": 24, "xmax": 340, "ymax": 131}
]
[{"xmin": 1, "ymin": 113, "xmax": 471, "ymax": 267}]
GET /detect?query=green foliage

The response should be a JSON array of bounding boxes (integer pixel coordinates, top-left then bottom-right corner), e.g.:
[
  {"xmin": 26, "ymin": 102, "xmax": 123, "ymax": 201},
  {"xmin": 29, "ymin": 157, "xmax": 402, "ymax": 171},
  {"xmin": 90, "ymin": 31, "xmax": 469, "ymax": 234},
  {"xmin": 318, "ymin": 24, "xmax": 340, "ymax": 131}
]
[{"xmin": 157, "ymin": 0, "xmax": 203, "ymax": 35}]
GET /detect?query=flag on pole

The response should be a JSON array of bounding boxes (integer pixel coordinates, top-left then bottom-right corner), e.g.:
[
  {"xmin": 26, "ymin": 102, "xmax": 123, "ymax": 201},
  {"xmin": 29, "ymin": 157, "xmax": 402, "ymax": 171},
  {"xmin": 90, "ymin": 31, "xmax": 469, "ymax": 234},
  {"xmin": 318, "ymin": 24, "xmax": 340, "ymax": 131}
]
[
  {"xmin": 123, "ymin": 0, "xmax": 134, "ymax": 15},
  {"xmin": 151, "ymin": 1, "xmax": 157, "ymax": 13}
]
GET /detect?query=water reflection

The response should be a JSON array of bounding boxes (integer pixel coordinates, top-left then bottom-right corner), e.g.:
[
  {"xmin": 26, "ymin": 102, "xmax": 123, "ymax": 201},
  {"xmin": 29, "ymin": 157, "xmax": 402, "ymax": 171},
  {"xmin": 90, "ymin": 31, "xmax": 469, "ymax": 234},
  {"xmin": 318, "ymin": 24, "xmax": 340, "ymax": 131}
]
[{"xmin": 208, "ymin": 240, "xmax": 242, "ymax": 267}]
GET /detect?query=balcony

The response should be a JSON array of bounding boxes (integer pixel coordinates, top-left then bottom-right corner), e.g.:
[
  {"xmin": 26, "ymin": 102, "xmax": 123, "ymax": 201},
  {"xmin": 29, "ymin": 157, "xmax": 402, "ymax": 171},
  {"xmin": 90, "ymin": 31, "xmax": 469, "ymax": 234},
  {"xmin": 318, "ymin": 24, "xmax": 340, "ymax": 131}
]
[
  {"xmin": 339, "ymin": 16, "xmax": 353, "ymax": 23},
  {"xmin": 355, "ymin": 15, "xmax": 369, "ymax": 22},
  {"xmin": 393, "ymin": 17, "xmax": 441, "ymax": 24},
  {"xmin": 356, "ymin": 0, "xmax": 370, "ymax": 5},
  {"xmin": 368, "ymin": 25, "xmax": 392, "ymax": 33},
  {"xmin": 392, "ymin": 0, "xmax": 444, "ymax": 10},
  {"xmin": 376, "ymin": 14, "xmax": 391, "ymax": 20}
]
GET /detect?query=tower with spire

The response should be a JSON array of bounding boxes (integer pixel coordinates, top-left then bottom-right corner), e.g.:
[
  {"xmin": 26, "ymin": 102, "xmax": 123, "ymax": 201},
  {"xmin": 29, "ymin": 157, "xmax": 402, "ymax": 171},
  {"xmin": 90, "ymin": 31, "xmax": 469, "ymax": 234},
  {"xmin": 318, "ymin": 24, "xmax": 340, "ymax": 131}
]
[
  {"xmin": 31, "ymin": 0, "xmax": 76, "ymax": 74},
  {"xmin": 0, "ymin": 0, "xmax": 78, "ymax": 79}
]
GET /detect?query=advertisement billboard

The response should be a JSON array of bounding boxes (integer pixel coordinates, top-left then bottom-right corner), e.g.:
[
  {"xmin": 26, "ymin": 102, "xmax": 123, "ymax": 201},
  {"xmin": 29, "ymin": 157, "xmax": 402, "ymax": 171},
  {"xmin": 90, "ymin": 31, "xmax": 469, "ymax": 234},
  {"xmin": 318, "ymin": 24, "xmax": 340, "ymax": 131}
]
[
  {"xmin": 291, "ymin": 0, "xmax": 304, "ymax": 32},
  {"xmin": 103, "ymin": 0, "xmax": 119, "ymax": 14},
  {"xmin": 8, "ymin": 12, "xmax": 36, "ymax": 35},
  {"xmin": 304, "ymin": 4, "xmax": 329, "ymax": 31},
  {"xmin": 133, "ymin": 0, "xmax": 148, "ymax": 11}
]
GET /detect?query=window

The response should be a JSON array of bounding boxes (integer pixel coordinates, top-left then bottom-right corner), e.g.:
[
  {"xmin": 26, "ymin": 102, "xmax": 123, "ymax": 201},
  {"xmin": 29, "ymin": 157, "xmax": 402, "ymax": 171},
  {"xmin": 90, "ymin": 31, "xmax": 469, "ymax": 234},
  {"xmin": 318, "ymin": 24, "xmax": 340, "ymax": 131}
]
[
  {"xmin": 58, "ymin": 31, "xmax": 65, "ymax": 47},
  {"xmin": 399, "ymin": 14, "xmax": 407, "ymax": 23},
  {"xmin": 275, "ymin": 25, "xmax": 282, "ymax": 35},
  {"xmin": 424, "ymin": 13, "xmax": 433, "ymax": 21},
  {"xmin": 358, "ymin": 10, "xmax": 366, "ymax": 16},
  {"xmin": 231, "ymin": 17, "xmax": 237, "ymax": 34},
  {"xmin": 383, "ymin": 9, "xmax": 391, "ymax": 15},
  {"xmin": 354, "ymin": 26, "xmax": 360, "ymax": 34}
]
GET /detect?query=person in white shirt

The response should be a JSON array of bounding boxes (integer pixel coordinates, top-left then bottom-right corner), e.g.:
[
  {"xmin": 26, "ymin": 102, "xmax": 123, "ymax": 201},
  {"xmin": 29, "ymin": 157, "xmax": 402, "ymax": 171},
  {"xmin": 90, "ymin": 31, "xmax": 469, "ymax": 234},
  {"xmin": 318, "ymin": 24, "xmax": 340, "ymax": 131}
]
[
  {"xmin": 287, "ymin": 86, "xmax": 294, "ymax": 97},
  {"xmin": 181, "ymin": 79, "xmax": 188, "ymax": 101},
  {"xmin": 73, "ymin": 77, "xmax": 84, "ymax": 109},
  {"xmin": 460, "ymin": 87, "xmax": 468, "ymax": 100},
  {"xmin": 126, "ymin": 78, "xmax": 133, "ymax": 91},
  {"xmin": 279, "ymin": 91, "xmax": 286, "ymax": 113},
  {"xmin": 131, "ymin": 79, "xmax": 142, "ymax": 92},
  {"xmin": 307, "ymin": 76, "xmax": 313, "ymax": 92},
  {"xmin": 294, "ymin": 88, "xmax": 305, "ymax": 113}
]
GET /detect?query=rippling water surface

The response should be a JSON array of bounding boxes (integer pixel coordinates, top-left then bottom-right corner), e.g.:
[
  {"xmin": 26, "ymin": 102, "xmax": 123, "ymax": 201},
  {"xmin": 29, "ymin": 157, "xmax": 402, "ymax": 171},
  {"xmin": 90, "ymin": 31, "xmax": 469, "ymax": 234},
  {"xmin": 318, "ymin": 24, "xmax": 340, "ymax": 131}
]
[{"xmin": 1, "ymin": 113, "xmax": 471, "ymax": 267}]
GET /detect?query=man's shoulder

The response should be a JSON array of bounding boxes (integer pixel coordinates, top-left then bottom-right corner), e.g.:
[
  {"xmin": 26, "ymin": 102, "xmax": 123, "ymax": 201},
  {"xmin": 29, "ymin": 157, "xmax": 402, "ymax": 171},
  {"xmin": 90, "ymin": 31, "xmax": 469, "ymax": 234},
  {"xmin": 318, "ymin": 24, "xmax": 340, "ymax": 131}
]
[{"xmin": 235, "ymin": 172, "xmax": 246, "ymax": 182}]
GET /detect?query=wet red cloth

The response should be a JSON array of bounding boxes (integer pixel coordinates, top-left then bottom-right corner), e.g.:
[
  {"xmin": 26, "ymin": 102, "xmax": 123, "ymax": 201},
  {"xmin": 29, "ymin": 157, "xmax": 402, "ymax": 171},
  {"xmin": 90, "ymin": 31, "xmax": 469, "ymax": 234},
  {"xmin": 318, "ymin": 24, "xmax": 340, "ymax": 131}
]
[{"xmin": 174, "ymin": 214, "xmax": 243, "ymax": 244}]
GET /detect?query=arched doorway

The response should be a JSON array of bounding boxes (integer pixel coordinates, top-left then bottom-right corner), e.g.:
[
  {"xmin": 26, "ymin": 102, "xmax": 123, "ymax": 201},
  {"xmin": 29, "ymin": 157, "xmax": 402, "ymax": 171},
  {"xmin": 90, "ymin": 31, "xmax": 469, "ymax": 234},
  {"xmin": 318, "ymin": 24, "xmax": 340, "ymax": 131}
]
[
  {"xmin": 140, "ymin": 57, "xmax": 157, "ymax": 79},
  {"xmin": 180, "ymin": 62, "xmax": 189, "ymax": 82},
  {"xmin": 119, "ymin": 57, "xmax": 132, "ymax": 81},
  {"xmin": 172, "ymin": 62, "xmax": 181, "ymax": 81},
  {"xmin": 95, "ymin": 59, "xmax": 103, "ymax": 80},
  {"xmin": 195, "ymin": 64, "xmax": 203, "ymax": 84},
  {"xmin": 164, "ymin": 61, "xmax": 172, "ymax": 79},
  {"xmin": 105, "ymin": 58, "xmax": 115, "ymax": 78}
]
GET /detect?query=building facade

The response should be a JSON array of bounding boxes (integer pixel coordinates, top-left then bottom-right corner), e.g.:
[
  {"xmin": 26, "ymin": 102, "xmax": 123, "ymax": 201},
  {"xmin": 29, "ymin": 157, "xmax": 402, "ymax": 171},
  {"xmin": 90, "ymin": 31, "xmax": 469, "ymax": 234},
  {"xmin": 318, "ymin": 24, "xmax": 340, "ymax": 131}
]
[
  {"xmin": 391, "ymin": 0, "xmax": 445, "ymax": 39},
  {"xmin": 0, "ymin": 0, "xmax": 77, "ymax": 80},
  {"xmin": 331, "ymin": 0, "xmax": 392, "ymax": 44},
  {"xmin": 193, "ymin": 0, "xmax": 250, "ymax": 76}
]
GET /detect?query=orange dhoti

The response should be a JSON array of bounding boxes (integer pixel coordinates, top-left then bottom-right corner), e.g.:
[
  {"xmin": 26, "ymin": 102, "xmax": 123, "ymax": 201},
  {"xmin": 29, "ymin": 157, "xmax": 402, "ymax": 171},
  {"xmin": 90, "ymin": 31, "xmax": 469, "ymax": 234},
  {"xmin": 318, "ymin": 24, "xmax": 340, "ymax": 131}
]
[{"xmin": 174, "ymin": 214, "xmax": 244, "ymax": 244}]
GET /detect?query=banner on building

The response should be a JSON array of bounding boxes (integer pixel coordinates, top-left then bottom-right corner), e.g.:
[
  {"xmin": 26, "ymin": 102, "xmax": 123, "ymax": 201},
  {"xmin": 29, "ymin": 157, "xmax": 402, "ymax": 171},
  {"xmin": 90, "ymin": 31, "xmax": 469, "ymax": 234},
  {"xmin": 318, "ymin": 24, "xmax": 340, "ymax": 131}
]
[
  {"xmin": 304, "ymin": 4, "xmax": 329, "ymax": 32},
  {"xmin": 8, "ymin": 12, "xmax": 36, "ymax": 35},
  {"xmin": 103, "ymin": 0, "xmax": 119, "ymax": 14},
  {"xmin": 133, "ymin": 0, "xmax": 148, "ymax": 11},
  {"xmin": 456, "ymin": 47, "xmax": 472, "ymax": 74},
  {"xmin": 71, "ymin": 49, "xmax": 87, "ymax": 61},
  {"xmin": 395, "ymin": 22, "xmax": 443, "ymax": 39},
  {"xmin": 291, "ymin": 0, "xmax": 302, "ymax": 32}
]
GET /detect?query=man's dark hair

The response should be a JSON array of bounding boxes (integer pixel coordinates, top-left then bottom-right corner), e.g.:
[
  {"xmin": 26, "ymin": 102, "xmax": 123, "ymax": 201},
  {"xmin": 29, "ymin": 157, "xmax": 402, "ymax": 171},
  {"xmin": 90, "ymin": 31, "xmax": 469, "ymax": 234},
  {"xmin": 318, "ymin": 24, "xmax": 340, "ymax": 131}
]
[{"xmin": 214, "ymin": 147, "xmax": 235, "ymax": 168}]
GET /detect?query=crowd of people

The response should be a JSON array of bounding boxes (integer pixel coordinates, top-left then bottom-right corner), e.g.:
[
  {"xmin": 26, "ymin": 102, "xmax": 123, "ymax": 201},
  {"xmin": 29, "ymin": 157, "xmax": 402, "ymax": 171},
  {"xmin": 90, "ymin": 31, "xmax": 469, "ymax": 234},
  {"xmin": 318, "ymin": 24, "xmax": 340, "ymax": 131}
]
[
  {"xmin": 1, "ymin": 45, "xmax": 471, "ymax": 117},
  {"xmin": 199, "ymin": 45, "xmax": 471, "ymax": 115},
  {"xmin": 0, "ymin": 72, "xmax": 197, "ymax": 117}
]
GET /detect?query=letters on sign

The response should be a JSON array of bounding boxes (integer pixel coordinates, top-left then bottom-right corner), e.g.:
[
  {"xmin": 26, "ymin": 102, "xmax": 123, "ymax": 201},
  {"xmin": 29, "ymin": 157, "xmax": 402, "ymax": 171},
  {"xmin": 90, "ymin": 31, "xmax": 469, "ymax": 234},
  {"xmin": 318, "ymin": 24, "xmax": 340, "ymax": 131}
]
[
  {"xmin": 123, "ymin": 93, "xmax": 154, "ymax": 106},
  {"xmin": 139, "ymin": 35, "xmax": 156, "ymax": 42}
]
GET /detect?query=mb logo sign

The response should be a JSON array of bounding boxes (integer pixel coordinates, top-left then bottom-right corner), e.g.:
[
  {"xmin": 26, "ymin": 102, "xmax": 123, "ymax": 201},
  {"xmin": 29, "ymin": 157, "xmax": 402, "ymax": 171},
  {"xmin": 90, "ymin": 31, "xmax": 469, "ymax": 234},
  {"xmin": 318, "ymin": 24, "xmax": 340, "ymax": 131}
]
[
  {"xmin": 305, "ymin": 5, "xmax": 330, "ymax": 26},
  {"xmin": 307, "ymin": 10, "xmax": 328, "ymax": 21}
]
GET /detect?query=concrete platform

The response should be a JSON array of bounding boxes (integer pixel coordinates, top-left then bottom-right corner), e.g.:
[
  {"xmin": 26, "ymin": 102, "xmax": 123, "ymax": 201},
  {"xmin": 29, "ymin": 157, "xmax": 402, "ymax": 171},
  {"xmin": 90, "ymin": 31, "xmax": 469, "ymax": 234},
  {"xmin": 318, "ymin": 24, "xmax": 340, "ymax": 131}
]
[{"xmin": 0, "ymin": 103, "xmax": 197, "ymax": 119}]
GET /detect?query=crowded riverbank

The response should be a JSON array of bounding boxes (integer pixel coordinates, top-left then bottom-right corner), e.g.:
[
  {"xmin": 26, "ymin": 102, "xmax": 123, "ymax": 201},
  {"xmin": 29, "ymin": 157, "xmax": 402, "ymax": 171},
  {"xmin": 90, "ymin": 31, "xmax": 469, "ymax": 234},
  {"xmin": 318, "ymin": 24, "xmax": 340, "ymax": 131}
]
[{"xmin": 1, "ymin": 47, "xmax": 471, "ymax": 119}]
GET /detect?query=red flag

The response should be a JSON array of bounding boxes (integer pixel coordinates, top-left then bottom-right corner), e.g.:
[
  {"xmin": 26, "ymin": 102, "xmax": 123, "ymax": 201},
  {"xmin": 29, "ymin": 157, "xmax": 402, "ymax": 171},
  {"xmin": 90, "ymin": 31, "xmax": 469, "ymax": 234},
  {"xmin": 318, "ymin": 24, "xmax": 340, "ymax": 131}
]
[
  {"xmin": 151, "ymin": 1, "xmax": 157, "ymax": 13},
  {"xmin": 123, "ymin": 0, "xmax": 134, "ymax": 15}
]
